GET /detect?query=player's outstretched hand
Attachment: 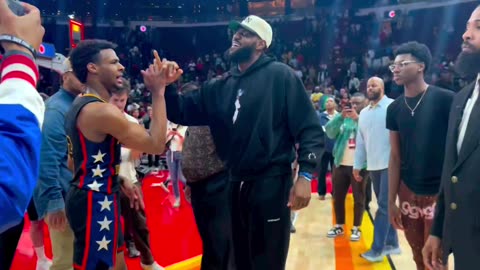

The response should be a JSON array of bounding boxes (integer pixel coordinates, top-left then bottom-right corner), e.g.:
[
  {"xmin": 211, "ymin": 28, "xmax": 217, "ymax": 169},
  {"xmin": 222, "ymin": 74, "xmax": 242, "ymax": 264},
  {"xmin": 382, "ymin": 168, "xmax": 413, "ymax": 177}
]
[
  {"xmin": 142, "ymin": 57, "xmax": 183, "ymax": 96},
  {"xmin": 153, "ymin": 50, "xmax": 183, "ymax": 84},
  {"xmin": 0, "ymin": 0, "xmax": 44, "ymax": 56}
]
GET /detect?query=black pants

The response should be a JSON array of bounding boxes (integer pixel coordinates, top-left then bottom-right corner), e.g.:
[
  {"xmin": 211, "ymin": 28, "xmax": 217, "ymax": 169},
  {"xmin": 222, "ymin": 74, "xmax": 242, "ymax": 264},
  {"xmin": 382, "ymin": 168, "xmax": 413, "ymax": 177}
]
[
  {"xmin": 230, "ymin": 173, "xmax": 292, "ymax": 270},
  {"xmin": 0, "ymin": 199, "xmax": 39, "ymax": 269},
  {"xmin": 317, "ymin": 152, "xmax": 334, "ymax": 196},
  {"xmin": 148, "ymin": 154, "xmax": 160, "ymax": 167},
  {"xmin": 332, "ymin": 166, "xmax": 367, "ymax": 226},
  {"xmin": 190, "ymin": 171, "xmax": 234, "ymax": 270}
]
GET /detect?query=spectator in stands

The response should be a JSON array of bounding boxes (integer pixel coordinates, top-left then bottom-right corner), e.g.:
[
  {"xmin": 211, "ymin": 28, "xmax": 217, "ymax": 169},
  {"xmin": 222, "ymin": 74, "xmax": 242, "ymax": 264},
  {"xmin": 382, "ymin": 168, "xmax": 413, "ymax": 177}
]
[{"xmin": 165, "ymin": 121, "xmax": 187, "ymax": 208}]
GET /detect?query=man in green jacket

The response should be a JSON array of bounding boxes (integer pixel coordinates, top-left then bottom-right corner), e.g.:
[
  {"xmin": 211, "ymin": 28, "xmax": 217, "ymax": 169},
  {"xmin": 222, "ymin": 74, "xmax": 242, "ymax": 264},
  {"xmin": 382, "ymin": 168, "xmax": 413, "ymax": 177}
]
[{"xmin": 325, "ymin": 92, "xmax": 369, "ymax": 242}]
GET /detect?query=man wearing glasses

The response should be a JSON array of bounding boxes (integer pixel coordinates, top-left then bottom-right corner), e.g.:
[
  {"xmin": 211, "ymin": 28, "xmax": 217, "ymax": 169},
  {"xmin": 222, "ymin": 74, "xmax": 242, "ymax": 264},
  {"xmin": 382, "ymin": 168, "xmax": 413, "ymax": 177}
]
[{"xmin": 385, "ymin": 41, "xmax": 454, "ymax": 269}]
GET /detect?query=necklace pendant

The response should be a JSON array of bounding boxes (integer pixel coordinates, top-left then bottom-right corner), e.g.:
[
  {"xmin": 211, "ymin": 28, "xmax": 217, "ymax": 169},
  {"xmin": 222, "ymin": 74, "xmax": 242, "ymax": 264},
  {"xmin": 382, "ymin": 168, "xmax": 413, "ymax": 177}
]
[{"xmin": 411, "ymin": 111, "xmax": 414, "ymax": 116}]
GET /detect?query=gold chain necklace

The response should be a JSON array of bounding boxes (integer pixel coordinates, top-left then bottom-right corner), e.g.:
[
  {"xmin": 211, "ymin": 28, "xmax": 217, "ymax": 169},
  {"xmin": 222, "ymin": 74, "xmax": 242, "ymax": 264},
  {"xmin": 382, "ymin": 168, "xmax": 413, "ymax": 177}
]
[{"xmin": 404, "ymin": 87, "xmax": 428, "ymax": 117}]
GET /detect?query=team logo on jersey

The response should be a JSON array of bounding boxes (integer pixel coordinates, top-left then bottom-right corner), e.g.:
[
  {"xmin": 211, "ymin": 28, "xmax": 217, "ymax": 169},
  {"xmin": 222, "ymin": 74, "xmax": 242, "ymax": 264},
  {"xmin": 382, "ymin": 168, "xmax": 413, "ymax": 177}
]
[{"xmin": 232, "ymin": 89, "xmax": 244, "ymax": 124}]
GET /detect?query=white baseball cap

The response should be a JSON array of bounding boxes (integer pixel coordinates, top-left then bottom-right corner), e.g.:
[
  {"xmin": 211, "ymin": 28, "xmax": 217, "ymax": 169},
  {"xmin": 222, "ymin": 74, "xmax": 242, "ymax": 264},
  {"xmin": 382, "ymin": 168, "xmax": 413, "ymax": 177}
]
[
  {"xmin": 229, "ymin": 15, "xmax": 273, "ymax": 48},
  {"xmin": 61, "ymin": 58, "xmax": 73, "ymax": 75}
]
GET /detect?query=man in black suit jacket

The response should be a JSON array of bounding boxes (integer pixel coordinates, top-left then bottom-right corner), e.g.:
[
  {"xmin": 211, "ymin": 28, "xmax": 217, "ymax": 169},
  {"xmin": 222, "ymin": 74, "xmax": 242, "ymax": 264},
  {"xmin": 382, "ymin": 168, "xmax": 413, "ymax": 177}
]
[{"xmin": 423, "ymin": 5, "xmax": 480, "ymax": 270}]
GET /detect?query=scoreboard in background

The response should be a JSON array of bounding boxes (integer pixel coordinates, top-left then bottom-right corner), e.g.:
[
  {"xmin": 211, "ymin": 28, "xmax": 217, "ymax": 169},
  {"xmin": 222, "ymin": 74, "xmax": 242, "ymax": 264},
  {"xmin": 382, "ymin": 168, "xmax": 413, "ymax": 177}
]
[{"xmin": 69, "ymin": 20, "xmax": 84, "ymax": 48}]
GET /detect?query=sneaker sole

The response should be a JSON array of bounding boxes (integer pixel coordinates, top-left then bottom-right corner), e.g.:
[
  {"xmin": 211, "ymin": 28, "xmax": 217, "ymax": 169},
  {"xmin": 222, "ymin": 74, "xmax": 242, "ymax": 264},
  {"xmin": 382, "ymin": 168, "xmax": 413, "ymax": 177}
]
[
  {"xmin": 327, "ymin": 233, "xmax": 344, "ymax": 238},
  {"xmin": 360, "ymin": 254, "xmax": 384, "ymax": 262},
  {"xmin": 384, "ymin": 250, "xmax": 402, "ymax": 256}
]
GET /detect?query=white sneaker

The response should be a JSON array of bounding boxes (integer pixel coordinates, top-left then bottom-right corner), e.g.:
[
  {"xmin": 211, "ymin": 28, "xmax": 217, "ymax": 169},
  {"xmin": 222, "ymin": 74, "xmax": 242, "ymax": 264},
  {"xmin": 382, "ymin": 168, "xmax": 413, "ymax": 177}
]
[
  {"xmin": 361, "ymin": 249, "xmax": 384, "ymax": 262},
  {"xmin": 141, "ymin": 262, "xmax": 165, "ymax": 270},
  {"xmin": 36, "ymin": 259, "xmax": 52, "ymax": 270},
  {"xmin": 173, "ymin": 198, "xmax": 181, "ymax": 208},
  {"xmin": 383, "ymin": 246, "xmax": 402, "ymax": 256},
  {"xmin": 350, "ymin": 228, "xmax": 361, "ymax": 242}
]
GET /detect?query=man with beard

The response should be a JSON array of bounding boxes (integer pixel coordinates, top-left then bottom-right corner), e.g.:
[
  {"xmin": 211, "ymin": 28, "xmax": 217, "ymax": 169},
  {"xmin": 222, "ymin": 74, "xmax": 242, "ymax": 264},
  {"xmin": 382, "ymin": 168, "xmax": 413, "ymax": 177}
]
[
  {"xmin": 386, "ymin": 41, "xmax": 454, "ymax": 270},
  {"xmin": 423, "ymin": 5, "xmax": 480, "ymax": 270},
  {"xmin": 164, "ymin": 15, "xmax": 324, "ymax": 270},
  {"xmin": 65, "ymin": 40, "xmax": 180, "ymax": 270},
  {"xmin": 353, "ymin": 77, "xmax": 400, "ymax": 262}
]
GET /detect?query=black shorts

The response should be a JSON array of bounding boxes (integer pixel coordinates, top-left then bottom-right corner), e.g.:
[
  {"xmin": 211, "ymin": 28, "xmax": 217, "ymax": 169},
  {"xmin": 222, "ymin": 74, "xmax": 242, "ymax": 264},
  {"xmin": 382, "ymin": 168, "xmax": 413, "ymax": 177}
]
[{"xmin": 66, "ymin": 188, "xmax": 124, "ymax": 270}]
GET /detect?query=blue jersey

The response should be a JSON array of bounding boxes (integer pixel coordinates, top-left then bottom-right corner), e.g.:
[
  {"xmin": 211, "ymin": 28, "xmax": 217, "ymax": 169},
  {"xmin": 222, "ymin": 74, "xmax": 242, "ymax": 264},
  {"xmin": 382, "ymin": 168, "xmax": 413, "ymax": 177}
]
[
  {"xmin": 64, "ymin": 94, "xmax": 124, "ymax": 269},
  {"xmin": 65, "ymin": 94, "xmax": 121, "ymax": 194}
]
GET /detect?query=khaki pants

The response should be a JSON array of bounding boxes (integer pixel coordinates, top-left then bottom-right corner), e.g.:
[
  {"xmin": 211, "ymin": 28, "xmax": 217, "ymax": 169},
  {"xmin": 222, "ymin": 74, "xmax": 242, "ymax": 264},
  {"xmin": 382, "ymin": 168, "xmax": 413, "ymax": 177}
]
[{"xmin": 48, "ymin": 222, "xmax": 75, "ymax": 270}]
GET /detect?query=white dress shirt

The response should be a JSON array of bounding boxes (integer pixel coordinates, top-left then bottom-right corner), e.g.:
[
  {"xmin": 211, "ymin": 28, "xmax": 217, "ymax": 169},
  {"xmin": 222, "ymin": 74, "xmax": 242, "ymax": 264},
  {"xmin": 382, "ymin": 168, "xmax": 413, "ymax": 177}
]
[
  {"xmin": 457, "ymin": 75, "xmax": 480, "ymax": 154},
  {"xmin": 120, "ymin": 113, "xmax": 139, "ymax": 183}
]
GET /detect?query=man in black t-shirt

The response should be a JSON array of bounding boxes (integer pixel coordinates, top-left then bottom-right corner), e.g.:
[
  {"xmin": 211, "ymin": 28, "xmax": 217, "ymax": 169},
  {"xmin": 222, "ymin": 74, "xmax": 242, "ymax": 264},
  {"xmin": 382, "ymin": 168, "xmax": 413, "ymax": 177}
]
[{"xmin": 386, "ymin": 41, "xmax": 454, "ymax": 270}]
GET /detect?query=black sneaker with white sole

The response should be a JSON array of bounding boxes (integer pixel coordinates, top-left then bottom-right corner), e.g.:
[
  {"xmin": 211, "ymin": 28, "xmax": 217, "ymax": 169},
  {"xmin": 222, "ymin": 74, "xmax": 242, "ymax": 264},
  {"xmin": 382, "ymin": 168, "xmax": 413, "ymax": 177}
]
[{"xmin": 327, "ymin": 226, "xmax": 344, "ymax": 238}]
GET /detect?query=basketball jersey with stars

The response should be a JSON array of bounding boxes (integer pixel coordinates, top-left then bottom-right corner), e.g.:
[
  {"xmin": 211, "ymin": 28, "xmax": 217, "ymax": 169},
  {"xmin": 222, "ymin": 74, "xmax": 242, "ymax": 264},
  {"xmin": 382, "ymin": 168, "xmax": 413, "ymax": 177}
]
[
  {"xmin": 64, "ymin": 94, "xmax": 124, "ymax": 270},
  {"xmin": 65, "ymin": 94, "xmax": 121, "ymax": 194}
]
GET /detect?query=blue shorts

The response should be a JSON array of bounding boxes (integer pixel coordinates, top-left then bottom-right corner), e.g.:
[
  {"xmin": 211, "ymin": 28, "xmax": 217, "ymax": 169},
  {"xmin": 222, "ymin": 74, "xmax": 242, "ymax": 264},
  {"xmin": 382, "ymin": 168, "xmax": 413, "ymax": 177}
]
[{"xmin": 66, "ymin": 188, "xmax": 124, "ymax": 270}]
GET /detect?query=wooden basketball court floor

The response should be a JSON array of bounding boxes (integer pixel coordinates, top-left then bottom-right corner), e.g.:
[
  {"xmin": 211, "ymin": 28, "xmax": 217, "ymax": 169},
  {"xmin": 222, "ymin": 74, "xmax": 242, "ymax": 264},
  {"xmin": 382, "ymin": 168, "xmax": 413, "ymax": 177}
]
[{"xmin": 10, "ymin": 173, "xmax": 454, "ymax": 270}]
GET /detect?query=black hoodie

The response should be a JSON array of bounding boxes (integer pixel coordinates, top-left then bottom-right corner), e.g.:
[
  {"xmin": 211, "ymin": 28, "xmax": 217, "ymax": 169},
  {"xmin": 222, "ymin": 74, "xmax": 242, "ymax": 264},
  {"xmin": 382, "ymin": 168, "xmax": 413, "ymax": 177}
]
[{"xmin": 165, "ymin": 54, "xmax": 324, "ymax": 180}]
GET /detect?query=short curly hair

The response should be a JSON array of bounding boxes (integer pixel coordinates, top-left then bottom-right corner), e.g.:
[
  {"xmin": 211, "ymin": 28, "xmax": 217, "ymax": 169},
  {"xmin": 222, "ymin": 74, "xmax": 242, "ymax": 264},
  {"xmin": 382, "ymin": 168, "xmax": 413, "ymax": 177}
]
[
  {"xmin": 69, "ymin": 39, "xmax": 117, "ymax": 83},
  {"xmin": 395, "ymin": 41, "xmax": 432, "ymax": 73}
]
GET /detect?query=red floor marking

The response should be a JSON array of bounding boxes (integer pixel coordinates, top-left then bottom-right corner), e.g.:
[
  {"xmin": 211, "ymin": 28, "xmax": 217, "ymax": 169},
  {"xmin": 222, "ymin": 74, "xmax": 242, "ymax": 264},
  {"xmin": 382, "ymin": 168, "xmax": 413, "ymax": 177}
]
[{"xmin": 11, "ymin": 171, "xmax": 203, "ymax": 270}]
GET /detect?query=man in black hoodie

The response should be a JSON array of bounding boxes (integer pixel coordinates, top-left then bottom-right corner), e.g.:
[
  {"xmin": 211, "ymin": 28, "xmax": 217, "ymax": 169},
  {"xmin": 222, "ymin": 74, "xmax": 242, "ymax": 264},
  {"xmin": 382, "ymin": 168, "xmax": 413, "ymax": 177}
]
[{"xmin": 164, "ymin": 15, "xmax": 324, "ymax": 270}]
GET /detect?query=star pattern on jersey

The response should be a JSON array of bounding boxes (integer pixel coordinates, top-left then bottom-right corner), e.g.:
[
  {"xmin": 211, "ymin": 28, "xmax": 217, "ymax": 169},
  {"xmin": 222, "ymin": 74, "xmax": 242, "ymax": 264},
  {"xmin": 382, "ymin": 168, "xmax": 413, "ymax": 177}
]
[
  {"xmin": 92, "ymin": 150, "xmax": 106, "ymax": 163},
  {"xmin": 96, "ymin": 236, "xmax": 111, "ymax": 251},
  {"xmin": 97, "ymin": 216, "xmax": 112, "ymax": 231},
  {"xmin": 87, "ymin": 180, "xmax": 103, "ymax": 192},
  {"xmin": 92, "ymin": 164, "xmax": 106, "ymax": 178},
  {"xmin": 98, "ymin": 196, "xmax": 113, "ymax": 212}
]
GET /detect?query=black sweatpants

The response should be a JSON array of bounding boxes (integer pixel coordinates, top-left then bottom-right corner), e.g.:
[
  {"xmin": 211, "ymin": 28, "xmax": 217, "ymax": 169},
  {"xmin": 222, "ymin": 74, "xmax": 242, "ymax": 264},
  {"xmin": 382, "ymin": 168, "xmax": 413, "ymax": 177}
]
[
  {"xmin": 190, "ymin": 171, "xmax": 234, "ymax": 270},
  {"xmin": 230, "ymin": 173, "xmax": 292, "ymax": 270},
  {"xmin": 0, "ymin": 199, "xmax": 39, "ymax": 269}
]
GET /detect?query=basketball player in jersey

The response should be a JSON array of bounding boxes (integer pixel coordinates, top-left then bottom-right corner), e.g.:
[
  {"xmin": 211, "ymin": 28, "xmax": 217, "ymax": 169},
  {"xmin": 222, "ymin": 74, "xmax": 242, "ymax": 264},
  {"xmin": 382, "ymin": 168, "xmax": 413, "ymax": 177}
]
[{"xmin": 65, "ymin": 39, "xmax": 182, "ymax": 270}]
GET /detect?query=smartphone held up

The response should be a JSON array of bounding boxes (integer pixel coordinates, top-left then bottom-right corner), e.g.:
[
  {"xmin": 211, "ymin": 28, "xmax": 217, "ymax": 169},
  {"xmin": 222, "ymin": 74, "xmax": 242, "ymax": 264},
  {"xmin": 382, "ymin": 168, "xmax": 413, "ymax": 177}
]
[{"xmin": 7, "ymin": 0, "xmax": 25, "ymax": 16}]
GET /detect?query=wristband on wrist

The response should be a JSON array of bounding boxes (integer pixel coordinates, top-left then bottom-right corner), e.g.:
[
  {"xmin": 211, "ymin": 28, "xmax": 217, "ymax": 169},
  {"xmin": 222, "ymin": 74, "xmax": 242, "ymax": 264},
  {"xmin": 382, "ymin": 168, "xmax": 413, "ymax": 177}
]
[
  {"xmin": 0, "ymin": 35, "xmax": 36, "ymax": 57},
  {"xmin": 298, "ymin": 172, "xmax": 313, "ymax": 182}
]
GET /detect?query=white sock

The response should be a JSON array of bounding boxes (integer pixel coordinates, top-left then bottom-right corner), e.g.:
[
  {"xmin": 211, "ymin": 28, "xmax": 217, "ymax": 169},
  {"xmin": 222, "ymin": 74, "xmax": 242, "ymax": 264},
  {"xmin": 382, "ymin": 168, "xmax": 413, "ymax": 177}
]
[
  {"xmin": 352, "ymin": 226, "xmax": 359, "ymax": 230},
  {"xmin": 335, "ymin": 224, "xmax": 344, "ymax": 228},
  {"xmin": 34, "ymin": 246, "xmax": 47, "ymax": 261}
]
